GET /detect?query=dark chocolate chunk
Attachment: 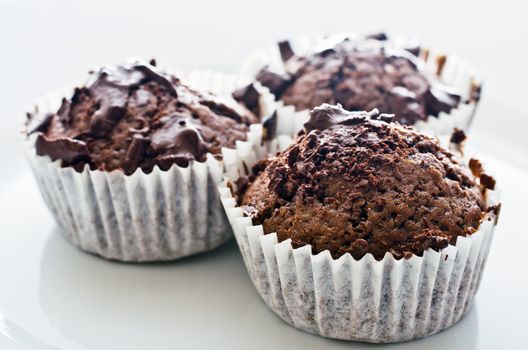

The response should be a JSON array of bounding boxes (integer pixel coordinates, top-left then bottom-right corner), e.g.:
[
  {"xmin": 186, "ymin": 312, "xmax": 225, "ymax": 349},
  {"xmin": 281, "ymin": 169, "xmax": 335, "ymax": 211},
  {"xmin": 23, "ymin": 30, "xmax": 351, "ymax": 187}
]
[
  {"xmin": 232, "ymin": 83, "xmax": 260, "ymax": 115},
  {"xmin": 278, "ymin": 40, "xmax": 295, "ymax": 62},
  {"xmin": 251, "ymin": 158, "xmax": 271, "ymax": 175},
  {"xmin": 123, "ymin": 134, "xmax": 150, "ymax": 175},
  {"xmin": 480, "ymin": 173, "xmax": 496, "ymax": 190},
  {"xmin": 318, "ymin": 48, "xmax": 337, "ymax": 57},
  {"xmin": 157, "ymin": 154, "xmax": 194, "ymax": 169},
  {"xmin": 133, "ymin": 62, "xmax": 178, "ymax": 97},
  {"xmin": 235, "ymin": 175, "xmax": 251, "ymax": 197},
  {"xmin": 404, "ymin": 45, "xmax": 421, "ymax": 57},
  {"xmin": 367, "ymin": 32, "xmax": 388, "ymax": 41},
  {"xmin": 450, "ymin": 128, "xmax": 467, "ymax": 144},
  {"xmin": 303, "ymin": 104, "xmax": 377, "ymax": 132},
  {"xmin": 255, "ymin": 67, "xmax": 292, "ymax": 97},
  {"xmin": 150, "ymin": 116, "xmax": 208, "ymax": 163},
  {"xmin": 425, "ymin": 85, "xmax": 461, "ymax": 117},
  {"xmin": 90, "ymin": 104, "xmax": 127, "ymax": 137},
  {"xmin": 199, "ymin": 93, "xmax": 259, "ymax": 125},
  {"xmin": 262, "ymin": 111, "xmax": 277, "ymax": 140},
  {"xmin": 35, "ymin": 134, "xmax": 90, "ymax": 164}
]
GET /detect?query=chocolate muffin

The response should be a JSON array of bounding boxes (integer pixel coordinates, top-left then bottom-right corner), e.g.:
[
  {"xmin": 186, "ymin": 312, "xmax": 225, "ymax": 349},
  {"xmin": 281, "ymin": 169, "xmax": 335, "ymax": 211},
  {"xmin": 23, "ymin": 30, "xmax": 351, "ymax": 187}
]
[
  {"xmin": 27, "ymin": 59, "xmax": 258, "ymax": 175},
  {"xmin": 238, "ymin": 104, "xmax": 496, "ymax": 260},
  {"xmin": 25, "ymin": 59, "xmax": 261, "ymax": 262},
  {"xmin": 253, "ymin": 33, "xmax": 480, "ymax": 136}
]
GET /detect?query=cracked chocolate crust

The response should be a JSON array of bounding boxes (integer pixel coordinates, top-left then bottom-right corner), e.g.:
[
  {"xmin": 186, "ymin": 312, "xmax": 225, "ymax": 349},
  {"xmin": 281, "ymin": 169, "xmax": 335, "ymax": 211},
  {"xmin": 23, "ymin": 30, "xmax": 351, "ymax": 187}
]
[
  {"xmin": 256, "ymin": 34, "xmax": 466, "ymax": 128},
  {"xmin": 26, "ymin": 59, "xmax": 258, "ymax": 174},
  {"xmin": 238, "ymin": 104, "xmax": 497, "ymax": 260}
]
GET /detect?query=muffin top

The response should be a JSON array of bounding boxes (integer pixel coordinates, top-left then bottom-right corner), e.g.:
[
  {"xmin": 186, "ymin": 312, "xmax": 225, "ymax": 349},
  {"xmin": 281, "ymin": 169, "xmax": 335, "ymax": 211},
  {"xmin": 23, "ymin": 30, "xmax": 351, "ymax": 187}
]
[
  {"xmin": 238, "ymin": 104, "xmax": 496, "ymax": 260},
  {"xmin": 26, "ymin": 59, "xmax": 258, "ymax": 174},
  {"xmin": 256, "ymin": 34, "xmax": 467, "ymax": 126}
]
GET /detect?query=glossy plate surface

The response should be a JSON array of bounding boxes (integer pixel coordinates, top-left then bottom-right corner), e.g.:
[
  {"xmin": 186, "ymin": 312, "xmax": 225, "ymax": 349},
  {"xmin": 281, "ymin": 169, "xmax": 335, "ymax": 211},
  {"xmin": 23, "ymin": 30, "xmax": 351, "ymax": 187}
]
[{"xmin": 1, "ymin": 137, "xmax": 526, "ymax": 350}]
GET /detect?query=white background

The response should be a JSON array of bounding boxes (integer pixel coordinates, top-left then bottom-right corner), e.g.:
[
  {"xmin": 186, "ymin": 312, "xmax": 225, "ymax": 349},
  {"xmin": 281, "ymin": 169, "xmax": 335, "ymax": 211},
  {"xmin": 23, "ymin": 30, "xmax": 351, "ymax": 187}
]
[
  {"xmin": 0, "ymin": 1, "xmax": 527, "ymax": 349},
  {"xmin": 1, "ymin": 0, "xmax": 527, "ymax": 174}
]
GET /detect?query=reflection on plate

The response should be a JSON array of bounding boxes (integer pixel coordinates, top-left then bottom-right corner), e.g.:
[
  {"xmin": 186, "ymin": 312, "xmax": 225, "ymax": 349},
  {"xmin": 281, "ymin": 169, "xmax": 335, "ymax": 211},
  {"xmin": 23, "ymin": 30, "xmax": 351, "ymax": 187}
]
[{"xmin": 37, "ymin": 228, "xmax": 479, "ymax": 350}]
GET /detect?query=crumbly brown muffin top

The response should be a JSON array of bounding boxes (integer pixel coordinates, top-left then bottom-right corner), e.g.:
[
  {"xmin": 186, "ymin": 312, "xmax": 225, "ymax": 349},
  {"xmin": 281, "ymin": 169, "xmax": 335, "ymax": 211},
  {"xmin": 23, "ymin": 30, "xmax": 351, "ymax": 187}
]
[
  {"xmin": 256, "ymin": 34, "xmax": 467, "ymax": 128},
  {"xmin": 238, "ymin": 104, "xmax": 496, "ymax": 260},
  {"xmin": 26, "ymin": 59, "xmax": 258, "ymax": 174}
]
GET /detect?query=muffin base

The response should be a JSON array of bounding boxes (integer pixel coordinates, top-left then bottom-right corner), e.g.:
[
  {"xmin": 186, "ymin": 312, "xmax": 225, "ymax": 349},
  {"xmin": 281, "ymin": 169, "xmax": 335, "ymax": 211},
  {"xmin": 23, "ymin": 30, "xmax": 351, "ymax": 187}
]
[
  {"xmin": 25, "ymin": 72, "xmax": 265, "ymax": 262},
  {"xmin": 240, "ymin": 31, "xmax": 481, "ymax": 138},
  {"xmin": 218, "ymin": 177, "xmax": 500, "ymax": 343}
]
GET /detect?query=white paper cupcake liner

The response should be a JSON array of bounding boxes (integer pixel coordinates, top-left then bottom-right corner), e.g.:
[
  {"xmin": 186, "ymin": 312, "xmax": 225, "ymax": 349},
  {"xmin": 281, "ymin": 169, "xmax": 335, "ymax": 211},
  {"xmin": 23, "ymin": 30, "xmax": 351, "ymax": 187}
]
[
  {"xmin": 240, "ymin": 31, "xmax": 482, "ymax": 139},
  {"xmin": 25, "ymin": 71, "xmax": 265, "ymax": 262},
  {"xmin": 218, "ymin": 154, "xmax": 500, "ymax": 343}
]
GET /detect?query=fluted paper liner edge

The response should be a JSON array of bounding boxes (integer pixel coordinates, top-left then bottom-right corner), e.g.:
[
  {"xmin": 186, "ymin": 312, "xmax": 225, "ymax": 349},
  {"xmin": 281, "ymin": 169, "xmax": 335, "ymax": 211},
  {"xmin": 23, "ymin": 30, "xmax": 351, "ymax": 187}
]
[
  {"xmin": 218, "ymin": 159, "xmax": 500, "ymax": 342},
  {"xmin": 240, "ymin": 31, "xmax": 481, "ymax": 139},
  {"xmin": 25, "ymin": 70, "xmax": 265, "ymax": 262}
]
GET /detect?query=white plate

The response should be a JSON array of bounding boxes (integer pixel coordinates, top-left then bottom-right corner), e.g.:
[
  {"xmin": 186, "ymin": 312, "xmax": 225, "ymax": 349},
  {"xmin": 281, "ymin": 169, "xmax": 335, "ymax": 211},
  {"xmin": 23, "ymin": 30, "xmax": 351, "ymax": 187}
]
[
  {"xmin": 0, "ymin": 138, "xmax": 526, "ymax": 350},
  {"xmin": 1, "ymin": 0, "xmax": 527, "ymax": 347}
]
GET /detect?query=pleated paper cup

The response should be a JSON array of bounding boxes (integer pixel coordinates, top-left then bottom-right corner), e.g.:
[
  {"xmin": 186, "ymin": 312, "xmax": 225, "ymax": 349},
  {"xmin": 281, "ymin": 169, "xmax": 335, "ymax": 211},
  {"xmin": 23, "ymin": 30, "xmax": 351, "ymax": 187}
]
[
  {"xmin": 240, "ymin": 31, "xmax": 482, "ymax": 138},
  {"xmin": 24, "ymin": 71, "xmax": 265, "ymax": 262},
  {"xmin": 218, "ymin": 156, "xmax": 500, "ymax": 343}
]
